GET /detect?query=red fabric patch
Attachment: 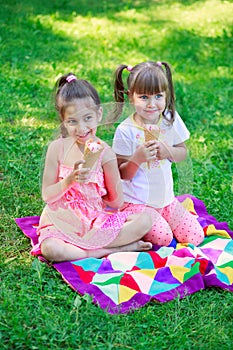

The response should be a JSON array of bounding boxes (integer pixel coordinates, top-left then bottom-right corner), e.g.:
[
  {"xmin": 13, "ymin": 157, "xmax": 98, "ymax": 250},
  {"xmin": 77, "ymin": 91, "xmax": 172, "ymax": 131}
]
[
  {"xmin": 72, "ymin": 265, "xmax": 95, "ymax": 283},
  {"xmin": 192, "ymin": 255, "xmax": 209, "ymax": 275},
  {"xmin": 120, "ymin": 273, "xmax": 141, "ymax": 292},
  {"xmin": 149, "ymin": 251, "xmax": 167, "ymax": 268}
]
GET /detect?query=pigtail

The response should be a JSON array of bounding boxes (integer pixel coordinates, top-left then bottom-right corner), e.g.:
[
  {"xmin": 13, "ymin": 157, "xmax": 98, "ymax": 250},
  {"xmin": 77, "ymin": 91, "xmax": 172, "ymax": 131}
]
[
  {"xmin": 55, "ymin": 73, "xmax": 73, "ymax": 93},
  {"xmin": 54, "ymin": 73, "xmax": 72, "ymax": 113},
  {"xmin": 114, "ymin": 65, "xmax": 128, "ymax": 103},
  {"xmin": 161, "ymin": 62, "xmax": 175, "ymax": 123},
  {"xmin": 113, "ymin": 64, "xmax": 128, "ymax": 121}
]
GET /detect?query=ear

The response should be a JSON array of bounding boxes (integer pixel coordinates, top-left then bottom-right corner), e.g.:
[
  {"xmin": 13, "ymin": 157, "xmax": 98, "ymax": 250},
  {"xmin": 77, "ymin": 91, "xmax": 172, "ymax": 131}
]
[
  {"xmin": 61, "ymin": 122, "xmax": 68, "ymax": 137},
  {"xmin": 97, "ymin": 107, "xmax": 103, "ymax": 122},
  {"xmin": 63, "ymin": 120, "xmax": 68, "ymax": 129}
]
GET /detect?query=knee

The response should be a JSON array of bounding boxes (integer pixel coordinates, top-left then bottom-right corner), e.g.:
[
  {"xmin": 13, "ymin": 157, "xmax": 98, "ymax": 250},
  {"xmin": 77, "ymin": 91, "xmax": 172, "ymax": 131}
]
[
  {"xmin": 138, "ymin": 212, "xmax": 153, "ymax": 235},
  {"xmin": 127, "ymin": 212, "xmax": 152, "ymax": 239},
  {"xmin": 175, "ymin": 225, "xmax": 205, "ymax": 246},
  {"xmin": 144, "ymin": 226, "xmax": 173, "ymax": 246},
  {"xmin": 192, "ymin": 231, "xmax": 205, "ymax": 246},
  {"xmin": 41, "ymin": 238, "xmax": 64, "ymax": 261}
]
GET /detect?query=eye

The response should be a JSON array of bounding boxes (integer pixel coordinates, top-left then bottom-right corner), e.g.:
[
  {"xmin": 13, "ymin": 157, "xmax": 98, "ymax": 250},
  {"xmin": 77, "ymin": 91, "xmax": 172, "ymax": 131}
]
[
  {"xmin": 155, "ymin": 93, "xmax": 164, "ymax": 100},
  {"xmin": 84, "ymin": 115, "xmax": 94, "ymax": 122},
  {"xmin": 66, "ymin": 119, "xmax": 78, "ymax": 125},
  {"xmin": 139, "ymin": 95, "xmax": 148, "ymax": 100}
]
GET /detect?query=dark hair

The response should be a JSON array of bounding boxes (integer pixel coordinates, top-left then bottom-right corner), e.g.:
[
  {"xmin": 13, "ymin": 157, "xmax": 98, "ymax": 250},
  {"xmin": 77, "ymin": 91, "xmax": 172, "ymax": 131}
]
[
  {"xmin": 54, "ymin": 73, "xmax": 101, "ymax": 120},
  {"xmin": 114, "ymin": 61, "xmax": 175, "ymax": 124}
]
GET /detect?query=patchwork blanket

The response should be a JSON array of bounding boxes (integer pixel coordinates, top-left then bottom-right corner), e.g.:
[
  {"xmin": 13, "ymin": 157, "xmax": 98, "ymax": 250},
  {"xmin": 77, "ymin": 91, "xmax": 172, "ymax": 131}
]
[{"xmin": 15, "ymin": 194, "xmax": 233, "ymax": 314}]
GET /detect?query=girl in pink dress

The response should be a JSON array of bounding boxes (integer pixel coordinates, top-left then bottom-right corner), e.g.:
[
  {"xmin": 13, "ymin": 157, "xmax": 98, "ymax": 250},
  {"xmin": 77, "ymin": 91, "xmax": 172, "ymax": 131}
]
[{"xmin": 34, "ymin": 73, "xmax": 152, "ymax": 262}]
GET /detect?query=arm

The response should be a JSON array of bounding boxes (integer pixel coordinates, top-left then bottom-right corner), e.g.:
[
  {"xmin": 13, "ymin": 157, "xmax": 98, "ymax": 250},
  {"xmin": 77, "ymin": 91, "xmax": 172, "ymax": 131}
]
[
  {"xmin": 159, "ymin": 111, "xmax": 189, "ymax": 162},
  {"xmin": 41, "ymin": 140, "xmax": 72, "ymax": 203},
  {"xmin": 117, "ymin": 141, "xmax": 187, "ymax": 181},
  {"xmin": 112, "ymin": 122, "xmax": 145, "ymax": 181},
  {"xmin": 117, "ymin": 145, "xmax": 146, "ymax": 181},
  {"xmin": 156, "ymin": 141, "xmax": 187, "ymax": 162},
  {"xmin": 116, "ymin": 140, "xmax": 158, "ymax": 180},
  {"xmin": 113, "ymin": 122, "xmax": 164, "ymax": 180},
  {"xmin": 101, "ymin": 148, "xmax": 124, "ymax": 209},
  {"xmin": 41, "ymin": 140, "xmax": 89, "ymax": 203}
]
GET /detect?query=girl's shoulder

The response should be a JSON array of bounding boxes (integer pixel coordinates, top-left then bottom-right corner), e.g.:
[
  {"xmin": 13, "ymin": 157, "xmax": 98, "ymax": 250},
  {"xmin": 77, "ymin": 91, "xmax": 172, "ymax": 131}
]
[
  {"xmin": 99, "ymin": 140, "xmax": 116, "ymax": 164},
  {"xmin": 161, "ymin": 111, "xmax": 190, "ymax": 142},
  {"xmin": 118, "ymin": 115, "xmax": 133, "ymax": 127},
  {"xmin": 114, "ymin": 115, "xmax": 138, "ymax": 135},
  {"xmin": 46, "ymin": 138, "xmax": 61, "ymax": 154},
  {"xmin": 162, "ymin": 110, "xmax": 184, "ymax": 127},
  {"xmin": 43, "ymin": 138, "xmax": 62, "ymax": 166},
  {"xmin": 48, "ymin": 136, "xmax": 75, "ymax": 148},
  {"xmin": 46, "ymin": 137, "xmax": 73, "ymax": 161}
]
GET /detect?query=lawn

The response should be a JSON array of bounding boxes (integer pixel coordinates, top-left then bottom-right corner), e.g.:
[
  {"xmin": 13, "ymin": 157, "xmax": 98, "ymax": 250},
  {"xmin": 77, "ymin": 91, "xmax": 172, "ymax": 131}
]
[{"xmin": 0, "ymin": 0, "xmax": 233, "ymax": 349}]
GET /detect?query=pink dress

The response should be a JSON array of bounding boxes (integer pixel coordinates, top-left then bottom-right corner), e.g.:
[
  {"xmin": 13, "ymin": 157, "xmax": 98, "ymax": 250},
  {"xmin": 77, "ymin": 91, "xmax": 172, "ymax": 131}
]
[{"xmin": 32, "ymin": 141, "xmax": 129, "ymax": 254}]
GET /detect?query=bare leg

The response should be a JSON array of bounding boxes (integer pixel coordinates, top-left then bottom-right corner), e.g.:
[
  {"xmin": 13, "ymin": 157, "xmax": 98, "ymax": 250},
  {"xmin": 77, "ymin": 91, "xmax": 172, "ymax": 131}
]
[
  {"xmin": 41, "ymin": 237, "xmax": 152, "ymax": 262},
  {"xmin": 106, "ymin": 212, "xmax": 152, "ymax": 248},
  {"xmin": 41, "ymin": 212, "xmax": 153, "ymax": 262}
]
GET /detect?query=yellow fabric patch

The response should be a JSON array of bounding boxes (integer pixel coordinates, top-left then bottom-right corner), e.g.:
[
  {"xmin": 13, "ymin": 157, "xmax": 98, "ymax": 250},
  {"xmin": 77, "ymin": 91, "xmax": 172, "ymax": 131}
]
[
  {"xmin": 217, "ymin": 267, "xmax": 233, "ymax": 284},
  {"xmin": 206, "ymin": 224, "xmax": 230, "ymax": 238},
  {"xmin": 169, "ymin": 266, "xmax": 190, "ymax": 283},
  {"xmin": 180, "ymin": 197, "xmax": 197, "ymax": 214},
  {"xmin": 176, "ymin": 242, "xmax": 189, "ymax": 249},
  {"xmin": 136, "ymin": 269, "xmax": 158, "ymax": 279},
  {"xmin": 119, "ymin": 285, "xmax": 137, "ymax": 303}
]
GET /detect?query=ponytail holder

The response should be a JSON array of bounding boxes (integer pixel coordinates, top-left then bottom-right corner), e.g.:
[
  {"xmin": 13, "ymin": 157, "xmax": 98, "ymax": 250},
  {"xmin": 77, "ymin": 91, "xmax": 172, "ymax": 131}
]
[
  {"xmin": 126, "ymin": 65, "xmax": 133, "ymax": 72},
  {"xmin": 156, "ymin": 61, "xmax": 162, "ymax": 67},
  {"xmin": 66, "ymin": 74, "xmax": 77, "ymax": 83}
]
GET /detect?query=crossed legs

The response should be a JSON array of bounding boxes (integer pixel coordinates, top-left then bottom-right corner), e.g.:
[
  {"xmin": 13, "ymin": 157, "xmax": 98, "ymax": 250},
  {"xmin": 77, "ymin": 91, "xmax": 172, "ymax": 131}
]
[{"xmin": 41, "ymin": 212, "xmax": 152, "ymax": 262}]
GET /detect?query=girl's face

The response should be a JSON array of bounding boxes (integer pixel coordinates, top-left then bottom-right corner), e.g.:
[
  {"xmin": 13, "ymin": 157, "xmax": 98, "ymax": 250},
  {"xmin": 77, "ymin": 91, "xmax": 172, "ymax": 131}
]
[
  {"xmin": 63, "ymin": 98, "xmax": 102, "ymax": 144},
  {"xmin": 130, "ymin": 91, "xmax": 166, "ymax": 125}
]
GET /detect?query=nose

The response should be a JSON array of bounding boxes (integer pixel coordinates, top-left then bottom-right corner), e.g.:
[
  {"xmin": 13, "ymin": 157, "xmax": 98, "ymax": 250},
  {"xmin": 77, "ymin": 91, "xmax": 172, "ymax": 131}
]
[
  {"xmin": 75, "ymin": 120, "xmax": 86, "ymax": 134},
  {"xmin": 147, "ymin": 97, "xmax": 156, "ymax": 108}
]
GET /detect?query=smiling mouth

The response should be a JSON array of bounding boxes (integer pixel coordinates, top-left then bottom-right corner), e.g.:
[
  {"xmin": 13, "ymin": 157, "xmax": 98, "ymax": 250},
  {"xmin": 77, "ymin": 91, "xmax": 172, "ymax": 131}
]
[
  {"xmin": 77, "ymin": 131, "xmax": 90, "ymax": 138},
  {"xmin": 145, "ymin": 110, "xmax": 158, "ymax": 113}
]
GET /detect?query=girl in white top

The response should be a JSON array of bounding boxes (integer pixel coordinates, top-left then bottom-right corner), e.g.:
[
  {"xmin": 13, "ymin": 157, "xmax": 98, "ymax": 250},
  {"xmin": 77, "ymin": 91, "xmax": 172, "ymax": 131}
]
[{"xmin": 112, "ymin": 61, "xmax": 204, "ymax": 246}]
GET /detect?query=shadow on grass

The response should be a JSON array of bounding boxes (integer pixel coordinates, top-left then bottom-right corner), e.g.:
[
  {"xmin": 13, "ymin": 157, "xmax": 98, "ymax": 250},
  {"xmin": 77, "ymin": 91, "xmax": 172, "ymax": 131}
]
[
  {"xmin": 1, "ymin": 0, "xmax": 207, "ymax": 19},
  {"xmin": 1, "ymin": 29, "xmax": 231, "ymax": 127},
  {"xmin": 1, "ymin": 0, "xmax": 232, "ymax": 218}
]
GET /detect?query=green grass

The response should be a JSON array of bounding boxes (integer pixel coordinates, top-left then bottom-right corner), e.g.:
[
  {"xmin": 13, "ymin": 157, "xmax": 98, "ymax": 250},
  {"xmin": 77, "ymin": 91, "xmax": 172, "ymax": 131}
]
[{"xmin": 0, "ymin": 0, "xmax": 233, "ymax": 349}]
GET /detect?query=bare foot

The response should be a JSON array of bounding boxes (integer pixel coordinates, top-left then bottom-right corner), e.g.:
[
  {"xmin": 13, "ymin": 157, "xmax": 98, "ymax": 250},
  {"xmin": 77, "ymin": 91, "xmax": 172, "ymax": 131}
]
[
  {"xmin": 117, "ymin": 240, "xmax": 152, "ymax": 253},
  {"xmin": 136, "ymin": 240, "xmax": 153, "ymax": 251}
]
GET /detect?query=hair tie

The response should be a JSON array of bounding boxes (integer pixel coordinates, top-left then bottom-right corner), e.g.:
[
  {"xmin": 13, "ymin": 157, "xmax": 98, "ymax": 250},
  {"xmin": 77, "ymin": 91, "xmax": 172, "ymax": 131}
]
[
  {"xmin": 126, "ymin": 65, "xmax": 133, "ymax": 72},
  {"xmin": 66, "ymin": 74, "xmax": 77, "ymax": 83},
  {"xmin": 156, "ymin": 61, "xmax": 162, "ymax": 67}
]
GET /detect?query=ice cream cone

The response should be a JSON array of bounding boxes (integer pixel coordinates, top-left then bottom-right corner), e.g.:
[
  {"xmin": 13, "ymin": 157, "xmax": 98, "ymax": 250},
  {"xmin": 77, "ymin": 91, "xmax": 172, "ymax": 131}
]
[
  {"xmin": 144, "ymin": 127, "xmax": 160, "ymax": 169},
  {"xmin": 83, "ymin": 139, "xmax": 104, "ymax": 169},
  {"xmin": 144, "ymin": 127, "xmax": 160, "ymax": 143}
]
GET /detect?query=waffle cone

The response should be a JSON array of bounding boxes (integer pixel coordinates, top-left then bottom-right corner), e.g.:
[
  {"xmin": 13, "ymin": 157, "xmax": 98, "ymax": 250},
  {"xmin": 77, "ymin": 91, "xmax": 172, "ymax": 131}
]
[
  {"xmin": 83, "ymin": 143, "xmax": 104, "ymax": 169},
  {"xmin": 144, "ymin": 128, "xmax": 160, "ymax": 169},
  {"xmin": 144, "ymin": 128, "xmax": 160, "ymax": 142}
]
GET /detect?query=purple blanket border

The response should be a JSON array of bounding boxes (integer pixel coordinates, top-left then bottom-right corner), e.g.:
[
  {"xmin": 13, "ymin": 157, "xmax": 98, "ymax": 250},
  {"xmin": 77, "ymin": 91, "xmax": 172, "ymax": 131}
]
[
  {"xmin": 178, "ymin": 195, "xmax": 233, "ymax": 238},
  {"xmin": 54, "ymin": 260, "xmax": 205, "ymax": 314}
]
